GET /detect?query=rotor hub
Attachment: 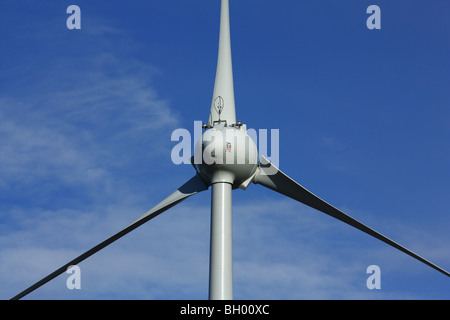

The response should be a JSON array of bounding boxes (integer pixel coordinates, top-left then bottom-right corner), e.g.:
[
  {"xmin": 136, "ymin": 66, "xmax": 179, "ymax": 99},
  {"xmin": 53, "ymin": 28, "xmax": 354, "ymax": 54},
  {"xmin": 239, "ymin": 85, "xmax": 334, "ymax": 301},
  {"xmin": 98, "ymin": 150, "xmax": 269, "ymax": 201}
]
[{"xmin": 194, "ymin": 122, "xmax": 258, "ymax": 188}]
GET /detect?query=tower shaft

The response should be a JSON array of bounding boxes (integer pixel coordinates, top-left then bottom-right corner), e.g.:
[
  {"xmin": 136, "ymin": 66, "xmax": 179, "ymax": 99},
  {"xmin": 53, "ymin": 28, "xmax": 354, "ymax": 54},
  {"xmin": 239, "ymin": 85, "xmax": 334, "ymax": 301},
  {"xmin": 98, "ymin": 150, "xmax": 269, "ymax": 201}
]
[{"xmin": 209, "ymin": 181, "xmax": 233, "ymax": 300}]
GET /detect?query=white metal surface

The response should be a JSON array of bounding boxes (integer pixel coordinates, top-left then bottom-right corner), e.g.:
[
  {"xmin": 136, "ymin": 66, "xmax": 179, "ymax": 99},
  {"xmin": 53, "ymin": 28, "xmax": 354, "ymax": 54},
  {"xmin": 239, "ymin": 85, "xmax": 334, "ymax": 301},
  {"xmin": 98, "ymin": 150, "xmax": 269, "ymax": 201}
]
[
  {"xmin": 208, "ymin": 0, "xmax": 236, "ymax": 127},
  {"xmin": 209, "ymin": 182, "xmax": 233, "ymax": 300}
]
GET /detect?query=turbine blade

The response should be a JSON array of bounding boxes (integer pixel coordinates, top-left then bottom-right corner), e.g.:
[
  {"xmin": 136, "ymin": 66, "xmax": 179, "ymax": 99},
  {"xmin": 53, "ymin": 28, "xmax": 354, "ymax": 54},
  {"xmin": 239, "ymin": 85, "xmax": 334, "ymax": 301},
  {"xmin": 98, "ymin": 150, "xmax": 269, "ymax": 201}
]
[
  {"xmin": 253, "ymin": 156, "xmax": 450, "ymax": 278},
  {"xmin": 11, "ymin": 174, "xmax": 208, "ymax": 300},
  {"xmin": 208, "ymin": 0, "xmax": 236, "ymax": 127}
]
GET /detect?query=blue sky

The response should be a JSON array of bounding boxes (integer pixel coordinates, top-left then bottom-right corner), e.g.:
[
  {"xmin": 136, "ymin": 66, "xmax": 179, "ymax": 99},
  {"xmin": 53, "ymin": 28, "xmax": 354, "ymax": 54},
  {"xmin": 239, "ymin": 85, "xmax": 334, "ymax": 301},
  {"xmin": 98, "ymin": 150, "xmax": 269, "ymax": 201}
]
[{"xmin": 0, "ymin": 0, "xmax": 449, "ymax": 300}]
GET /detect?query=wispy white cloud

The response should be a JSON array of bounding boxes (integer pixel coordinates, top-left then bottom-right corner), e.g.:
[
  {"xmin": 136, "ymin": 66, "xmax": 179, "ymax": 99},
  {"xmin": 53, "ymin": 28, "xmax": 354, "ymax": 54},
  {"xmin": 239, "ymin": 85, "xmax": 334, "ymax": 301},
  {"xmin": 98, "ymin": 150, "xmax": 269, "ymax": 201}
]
[
  {"xmin": 0, "ymin": 20, "xmax": 187, "ymax": 299},
  {"xmin": 230, "ymin": 196, "xmax": 450, "ymax": 300},
  {"xmin": 2, "ymin": 189, "xmax": 448, "ymax": 300},
  {"xmin": 0, "ymin": 49, "xmax": 180, "ymax": 198}
]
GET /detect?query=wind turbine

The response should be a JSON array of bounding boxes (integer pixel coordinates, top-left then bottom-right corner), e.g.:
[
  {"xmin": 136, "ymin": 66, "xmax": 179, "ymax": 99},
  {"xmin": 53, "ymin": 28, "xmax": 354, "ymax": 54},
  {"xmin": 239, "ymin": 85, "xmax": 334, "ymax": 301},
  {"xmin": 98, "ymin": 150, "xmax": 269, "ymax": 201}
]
[{"xmin": 12, "ymin": 0, "xmax": 449, "ymax": 300}]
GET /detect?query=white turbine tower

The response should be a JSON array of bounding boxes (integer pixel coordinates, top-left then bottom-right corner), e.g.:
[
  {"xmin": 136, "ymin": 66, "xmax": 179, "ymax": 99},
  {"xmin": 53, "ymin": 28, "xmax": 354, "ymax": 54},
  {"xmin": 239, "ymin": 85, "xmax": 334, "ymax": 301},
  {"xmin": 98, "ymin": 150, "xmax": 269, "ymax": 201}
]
[{"xmin": 12, "ymin": 0, "xmax": 449, "ymax": 300}]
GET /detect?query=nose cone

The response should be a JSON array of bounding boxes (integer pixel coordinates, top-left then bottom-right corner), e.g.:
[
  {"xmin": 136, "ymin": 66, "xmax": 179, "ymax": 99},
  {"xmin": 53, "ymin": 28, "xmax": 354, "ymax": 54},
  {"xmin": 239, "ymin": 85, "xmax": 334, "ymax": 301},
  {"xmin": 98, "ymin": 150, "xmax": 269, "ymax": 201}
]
[{"xmin": 194, "ymin": 125, "xmax": 258, "ymax": 187}]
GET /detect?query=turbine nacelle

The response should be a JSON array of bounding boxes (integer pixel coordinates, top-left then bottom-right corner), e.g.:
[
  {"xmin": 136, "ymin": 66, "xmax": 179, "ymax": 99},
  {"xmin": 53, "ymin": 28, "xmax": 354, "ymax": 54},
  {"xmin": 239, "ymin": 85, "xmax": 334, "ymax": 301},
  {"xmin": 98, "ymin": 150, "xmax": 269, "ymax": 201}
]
[{"xmin": 194, "ymin": 121, "xmax": 258, "ymax": 189}]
